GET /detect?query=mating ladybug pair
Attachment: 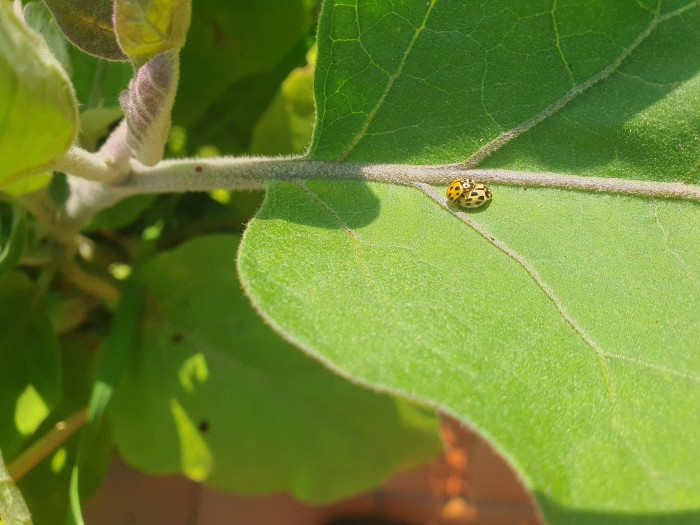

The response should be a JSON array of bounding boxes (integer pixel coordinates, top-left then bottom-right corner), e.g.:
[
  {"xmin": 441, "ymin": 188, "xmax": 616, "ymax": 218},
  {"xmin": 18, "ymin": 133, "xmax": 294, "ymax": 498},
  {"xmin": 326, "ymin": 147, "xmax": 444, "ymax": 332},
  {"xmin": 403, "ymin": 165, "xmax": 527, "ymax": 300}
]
[{"xmin": 446, "ymin": 178, "xmax": 492, "ymax": 209}]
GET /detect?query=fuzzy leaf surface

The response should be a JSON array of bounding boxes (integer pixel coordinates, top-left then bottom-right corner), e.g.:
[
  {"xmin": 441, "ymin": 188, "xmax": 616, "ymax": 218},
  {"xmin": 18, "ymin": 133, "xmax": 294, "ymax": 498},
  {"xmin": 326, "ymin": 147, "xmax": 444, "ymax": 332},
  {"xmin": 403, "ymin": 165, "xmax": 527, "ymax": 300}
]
[
  {"xmin": 120, "ymin": 51, "xmax": 179, "ymax": 165},
  {"xmin": 0, "ymin": 2, "xmax": 78, "ymax": 186},
  {"xmin": 42, "ymin": 0, "xmax": 126, "ymax": 60},
  {"xmin": 240, "ymin": 1, "xmax": 700, "ymax": 522}
]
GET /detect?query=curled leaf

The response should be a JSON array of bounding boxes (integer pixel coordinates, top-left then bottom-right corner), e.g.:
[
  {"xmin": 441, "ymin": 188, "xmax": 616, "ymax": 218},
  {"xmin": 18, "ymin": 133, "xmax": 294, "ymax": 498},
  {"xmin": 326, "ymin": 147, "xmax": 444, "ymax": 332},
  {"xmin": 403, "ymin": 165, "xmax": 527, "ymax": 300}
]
[{"xmin": 120, "ymin": 50, "xmax": 180, "ymax": 165}]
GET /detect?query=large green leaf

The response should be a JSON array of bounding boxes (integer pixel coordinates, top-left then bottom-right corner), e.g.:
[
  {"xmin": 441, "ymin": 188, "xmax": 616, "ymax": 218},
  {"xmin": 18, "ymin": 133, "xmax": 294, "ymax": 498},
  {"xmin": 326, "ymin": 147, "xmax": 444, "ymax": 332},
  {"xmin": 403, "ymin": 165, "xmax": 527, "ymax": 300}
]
[
  {"xmin": 110, "ymin": 235, "xmax": 441, "ymax": 502},
  {"xmin": 309, "ymin": 0, "xmax": 699, "ymax": 169},
  {"xmin": 0, "ymin": 1, "xmax": 78, "ymax": 185},
  {"xmin": 240, "ymin": 1, "xmax": 700, "ymax": 523}
]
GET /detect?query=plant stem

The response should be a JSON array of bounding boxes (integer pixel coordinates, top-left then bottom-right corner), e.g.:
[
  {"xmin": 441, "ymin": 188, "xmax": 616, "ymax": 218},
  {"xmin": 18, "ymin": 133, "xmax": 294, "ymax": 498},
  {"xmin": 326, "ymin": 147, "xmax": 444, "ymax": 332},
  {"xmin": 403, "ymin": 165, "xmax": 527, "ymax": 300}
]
[
  {"xmin": 120, "ymin": 157, "xmax": 700, "ymax": 201},
  {"xmin": 58, "ymin": 155, "xmax": 700, "ymax": 233},
  {"xmin": 51, "ymin": 147, "xmax": 123, "ymax": 183},
  {"xmin": 7, "ymin": 409, "xmax": 88, "ymax": 481}
]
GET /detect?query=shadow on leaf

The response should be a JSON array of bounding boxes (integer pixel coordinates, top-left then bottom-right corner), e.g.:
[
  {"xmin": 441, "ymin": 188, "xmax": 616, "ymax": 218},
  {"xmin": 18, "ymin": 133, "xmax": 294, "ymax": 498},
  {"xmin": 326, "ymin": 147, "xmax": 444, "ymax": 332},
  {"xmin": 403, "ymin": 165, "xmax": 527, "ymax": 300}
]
[{"xmin": 256, "ymin": 179, "xmax": 381, "ymax": 230}]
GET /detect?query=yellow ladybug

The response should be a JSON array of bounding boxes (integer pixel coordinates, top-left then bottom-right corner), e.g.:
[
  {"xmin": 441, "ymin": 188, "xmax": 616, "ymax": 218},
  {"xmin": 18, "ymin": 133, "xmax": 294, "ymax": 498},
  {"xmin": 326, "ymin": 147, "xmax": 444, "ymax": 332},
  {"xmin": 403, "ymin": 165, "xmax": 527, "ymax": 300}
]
[{"xmin": 446, "ymin": 178, "xmax": 492, "ymax": 209}]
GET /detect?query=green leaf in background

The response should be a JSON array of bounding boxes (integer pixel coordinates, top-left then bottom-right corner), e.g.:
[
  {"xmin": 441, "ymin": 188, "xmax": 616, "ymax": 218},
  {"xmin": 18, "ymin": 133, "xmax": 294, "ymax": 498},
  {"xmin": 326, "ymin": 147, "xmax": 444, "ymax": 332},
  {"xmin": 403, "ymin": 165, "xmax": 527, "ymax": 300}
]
[
  {"xmin": 110, "ymin": 235, "xmax": 441, "ymax": 502},
  {"xmin": 114, "ymin": 0, "xmax": 191, "ymax": 67},
  {"xmin": 84, "ymin": 195, "xmax": 157, "ymax": 233},
  {"xmin": 23, "ymin": 2, "xmax": 72, "ymax": 76},
  {"xmin": 0, "ymin": 272, "xmax": 62, "ymax": 463},
  {"xmin": 250, "ymin": 47, "xmax": 316, "ymax": 156},
  {"xmin": 0, "ymin": 450, "xmax": 32, "ymax": 525},
  {"xmin": 0, "ymin": 1, "xmax": 78, "ymax": 186},
  {"xmin": 184, "ymin": 38, "xmax": 309, "ymax": 154},
  {"xmin": 173, "ymin": 0, "xmax": 310, "ymax": 132},
  {"xmin": 23, "ymin": 420, "xmax": 111, "ymax": 525},
  {"xmin": 78, "ymin": 108, "xmax": 124, "ymax": 151},
  {"xmin": 240, "ymin": 1, "xmax": 700, "ymax": 522},
  {"xmin": 67, "ymin": 276, "xmax": 144, "ymax": 525},
  {"xmin": 68, "ymin": 48, "xmax": 133, "ymax": 109},
  {"xmin": 42, "ymin": 0, "xmax": 126, "ymax": 60},
  {"xmin": 14, "ymin": 336, "xmax": 112, "ymax": 525}
]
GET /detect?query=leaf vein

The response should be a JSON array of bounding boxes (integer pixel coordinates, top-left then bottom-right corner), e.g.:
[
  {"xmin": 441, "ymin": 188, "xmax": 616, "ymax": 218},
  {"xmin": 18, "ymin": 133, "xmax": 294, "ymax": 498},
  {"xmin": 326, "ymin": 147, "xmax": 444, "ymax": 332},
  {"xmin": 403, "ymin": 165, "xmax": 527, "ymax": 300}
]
[
  {"xmin": 652, "ymin": 201, "xmax": 696, "ymax": 281},
  {"xmin": 413, "ymin": 182, "xmax": 619, "ymax": 416},
  {"xmin": 294, "ymin": 182, "xmax": 463, "ymax": 372},
  {"xmin": 337, "ymin": 0, "xmax": 438, "ymax": 160},
  {"xmin": 550, "ymin": 0, "xmax": 576, "ymax": 88},
  {"xmin": 461, "ymin": 1, "xmax": 700, "ymax": 167},
  {"xmin": 294, "ymin": 181, "xmax": 376, "ymax": 288},
  {"xmin": 602, "ymin": 351, "xmax": 700, "ymax": 384}
]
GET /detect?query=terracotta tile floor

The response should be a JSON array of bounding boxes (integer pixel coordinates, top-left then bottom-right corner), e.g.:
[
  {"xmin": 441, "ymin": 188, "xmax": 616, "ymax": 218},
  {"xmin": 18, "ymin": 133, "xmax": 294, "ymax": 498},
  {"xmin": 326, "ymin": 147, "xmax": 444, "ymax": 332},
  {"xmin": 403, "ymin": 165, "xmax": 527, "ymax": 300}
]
[{"xmin": 84, "ymin": 417, "xmax": 542, "ymax": 524}]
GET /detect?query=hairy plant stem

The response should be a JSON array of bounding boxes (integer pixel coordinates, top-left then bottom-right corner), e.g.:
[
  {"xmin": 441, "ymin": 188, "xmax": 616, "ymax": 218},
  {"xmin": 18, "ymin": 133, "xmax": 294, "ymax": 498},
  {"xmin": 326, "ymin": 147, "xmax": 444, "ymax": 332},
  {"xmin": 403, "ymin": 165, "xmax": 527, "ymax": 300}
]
[
  {"xmin": 51, "ymin": 147, "xmax": 123, "ymax": 183},
  {"xmin": 136, "ymin": 156, "xmax": 700, "ymax": 197},
  {"xmin": 61, "ymin": 155, "xmax": 700, "ymax": 222}
]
